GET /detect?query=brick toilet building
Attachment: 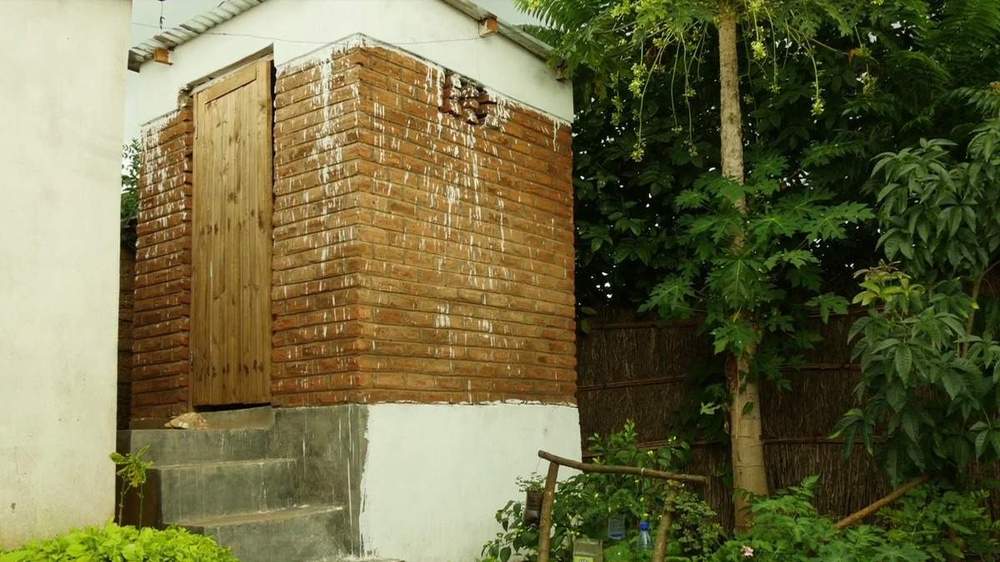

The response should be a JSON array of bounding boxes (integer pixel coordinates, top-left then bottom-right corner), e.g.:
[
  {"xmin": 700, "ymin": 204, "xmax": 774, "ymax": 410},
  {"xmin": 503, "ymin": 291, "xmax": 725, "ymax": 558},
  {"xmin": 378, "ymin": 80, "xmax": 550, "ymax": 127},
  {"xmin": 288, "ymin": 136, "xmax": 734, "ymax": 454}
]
[{"xmin": 123, "ymin": 1, "xmax": 579, "ymax": 561}]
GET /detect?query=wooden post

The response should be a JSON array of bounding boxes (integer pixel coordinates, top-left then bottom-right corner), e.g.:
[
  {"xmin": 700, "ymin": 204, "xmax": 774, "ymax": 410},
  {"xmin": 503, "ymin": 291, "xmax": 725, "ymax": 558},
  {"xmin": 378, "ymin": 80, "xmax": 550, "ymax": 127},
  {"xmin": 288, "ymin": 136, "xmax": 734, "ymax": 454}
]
[
  {"xmin": 479, "ymin": 16, "xmax": 499, "ymax": 37},
  {"xmin": 534, "ymin": 450, "xmax": 707, "ymax": 562},
  {"xmin": 537, "ymin": 461, "xmax": 560, "ymax": 562},
  {"xmin": 652, "ymin": 492, "xmax": 674, "ymax": 562},
  {"xmin": 152, "ymin": 47, "xmax": 172, "ymax": 65}
]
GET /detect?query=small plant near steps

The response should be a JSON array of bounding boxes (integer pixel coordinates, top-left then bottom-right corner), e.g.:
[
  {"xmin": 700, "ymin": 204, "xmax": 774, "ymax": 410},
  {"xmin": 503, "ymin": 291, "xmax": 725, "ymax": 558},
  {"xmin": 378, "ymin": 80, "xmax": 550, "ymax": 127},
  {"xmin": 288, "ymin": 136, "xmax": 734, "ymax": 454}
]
[{"xmin": 111, "ymin": 445, "xmax": 153, "ymax": 525}]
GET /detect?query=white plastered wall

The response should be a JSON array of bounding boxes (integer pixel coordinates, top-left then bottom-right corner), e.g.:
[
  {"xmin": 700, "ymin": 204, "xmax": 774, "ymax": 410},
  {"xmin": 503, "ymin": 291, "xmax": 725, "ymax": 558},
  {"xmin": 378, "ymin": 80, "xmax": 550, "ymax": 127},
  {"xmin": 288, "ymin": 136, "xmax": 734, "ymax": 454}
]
[
  {"xmin": 126, "ymin": 0, "xmax": 573, "ymax": 140},
  {"xmin": 0, "ymin": 0, "xmax": 130, "ymax": 549},
  {"xmin": 359, "ymin": 403, "xmax": 581, "ymax": 562}
]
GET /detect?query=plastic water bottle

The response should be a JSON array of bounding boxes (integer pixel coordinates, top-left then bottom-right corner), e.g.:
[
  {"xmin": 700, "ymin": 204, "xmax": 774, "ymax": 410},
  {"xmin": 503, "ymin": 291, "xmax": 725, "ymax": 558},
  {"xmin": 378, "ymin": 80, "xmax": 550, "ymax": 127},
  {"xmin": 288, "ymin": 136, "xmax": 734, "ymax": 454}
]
[{"xmin": 638, "ymin": 520, "xmax": 653, "ymax": 550}]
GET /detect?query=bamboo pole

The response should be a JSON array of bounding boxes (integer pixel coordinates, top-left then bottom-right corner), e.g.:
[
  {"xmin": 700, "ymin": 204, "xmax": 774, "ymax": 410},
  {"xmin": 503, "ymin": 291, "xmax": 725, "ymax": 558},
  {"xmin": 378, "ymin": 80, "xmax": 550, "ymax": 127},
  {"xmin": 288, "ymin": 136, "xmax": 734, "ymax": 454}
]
[
  {"xmin": 834, "ymin": 475, "xmax": 928, "ymax": 529},
  {"xmin": 652, "ymin": 494, "xmax": 674, "ymax": 562},
  {"xmin": 538, "ymin": 450, "xmax": 708, "ymax": 485},
  {"xmin": 537, "ymin": 461, "xmax": 560, "ymax": 562}
]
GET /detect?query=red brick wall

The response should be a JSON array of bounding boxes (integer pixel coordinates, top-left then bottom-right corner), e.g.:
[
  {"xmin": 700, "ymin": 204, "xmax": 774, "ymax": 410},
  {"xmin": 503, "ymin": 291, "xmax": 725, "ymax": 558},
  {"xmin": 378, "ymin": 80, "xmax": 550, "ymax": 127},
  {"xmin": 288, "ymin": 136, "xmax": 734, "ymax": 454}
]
[
  {"xmin": 270, "ymin": 49, "xmax": 369, "ymax": 406},
  {"xmin": 270, "ymin": 44, "xmax": 576, "ymax": 406},
  {"xmin": 131, "ymin": 44, "xmax": 575, "ymax": 420},
  {"xmin": 131, "ymin": 107, "xmax": 193, "ymax": 421}
]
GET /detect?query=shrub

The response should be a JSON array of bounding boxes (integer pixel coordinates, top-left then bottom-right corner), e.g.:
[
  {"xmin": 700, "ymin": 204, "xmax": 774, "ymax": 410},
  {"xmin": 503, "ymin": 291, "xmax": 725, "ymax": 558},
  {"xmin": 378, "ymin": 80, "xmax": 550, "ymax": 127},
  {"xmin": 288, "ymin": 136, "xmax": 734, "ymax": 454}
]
[
  {"xmin": 481, "ymin": 422, "xmax": 723, "ymax": 562},
  {"xmin": 881, "ymin": 484, "xmax": 1000, "ymax": 561},
  {"xmin": 0, "ymin": 522, "xmax": 238, "ymax": 562},
  {"xmin": 711, "ymin": 477, "xmax": 999, "ymax": 562},
  {"xmin": 711, "ymin": 476, "xmax": 929, "ymax": 562}
]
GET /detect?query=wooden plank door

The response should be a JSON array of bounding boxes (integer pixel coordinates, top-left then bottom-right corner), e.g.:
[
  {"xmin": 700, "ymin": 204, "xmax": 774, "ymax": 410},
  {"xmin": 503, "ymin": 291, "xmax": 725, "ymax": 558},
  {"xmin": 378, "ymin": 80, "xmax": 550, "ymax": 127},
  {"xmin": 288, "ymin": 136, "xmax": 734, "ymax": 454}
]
[{"xmin": 191, "ymin": 58, "xmax": 272, "ymax": 407}]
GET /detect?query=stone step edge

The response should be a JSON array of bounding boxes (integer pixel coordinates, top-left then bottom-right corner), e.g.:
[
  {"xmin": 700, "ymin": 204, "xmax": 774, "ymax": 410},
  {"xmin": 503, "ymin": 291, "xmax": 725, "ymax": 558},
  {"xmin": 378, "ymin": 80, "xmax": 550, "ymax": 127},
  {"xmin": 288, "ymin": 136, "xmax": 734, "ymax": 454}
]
[
  {"xmin": 153, "ymin": 457, "xmax": 296, "ymax": 471},
  {"xmin": 307, "ymin": 559, "xmax": 404, "ymax": 562},
  {"xmin": 176, "ymin": 504, "xmax": 345, "ymax": 530}
]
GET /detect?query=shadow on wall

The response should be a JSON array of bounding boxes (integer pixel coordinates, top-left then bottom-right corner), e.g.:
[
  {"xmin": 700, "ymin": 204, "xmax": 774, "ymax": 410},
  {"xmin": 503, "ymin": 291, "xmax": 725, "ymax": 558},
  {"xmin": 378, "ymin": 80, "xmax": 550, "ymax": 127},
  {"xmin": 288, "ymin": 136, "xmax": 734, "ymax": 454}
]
[{"xmin": 119, "ymin": 222, "xmax": 136, "ymax": 430}]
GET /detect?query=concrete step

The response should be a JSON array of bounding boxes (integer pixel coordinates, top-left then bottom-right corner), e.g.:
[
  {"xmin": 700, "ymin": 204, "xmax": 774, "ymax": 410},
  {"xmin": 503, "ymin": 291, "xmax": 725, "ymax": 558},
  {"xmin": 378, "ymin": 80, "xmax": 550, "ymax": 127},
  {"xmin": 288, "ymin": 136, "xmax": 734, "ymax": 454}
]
[
  {"xmin": 155, "ymin": 458, "xmax": 298, "ymax": 523},
  {"xmin": 118, "ymin": 426, "xmax": 270, "ymax": 465},
  {"xmin": 178, "ymin": 504, "xmax": 350, "ymax": 562}
]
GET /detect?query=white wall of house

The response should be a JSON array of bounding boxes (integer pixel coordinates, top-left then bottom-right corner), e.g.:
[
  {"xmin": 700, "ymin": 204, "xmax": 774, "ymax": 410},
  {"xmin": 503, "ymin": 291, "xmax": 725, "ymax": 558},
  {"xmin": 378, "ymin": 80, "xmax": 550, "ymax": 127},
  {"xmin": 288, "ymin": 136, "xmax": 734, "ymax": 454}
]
[
  {"xmin": 127, "ymin": 0, "xmax": 572, "ymax": 139},
  {"xmin": 359, "ymin": 403, "xmax": 581, "ymax": 562},
  {"xmin": 0, "ymin": 0, "xmax": 130, "ymax": 549}
]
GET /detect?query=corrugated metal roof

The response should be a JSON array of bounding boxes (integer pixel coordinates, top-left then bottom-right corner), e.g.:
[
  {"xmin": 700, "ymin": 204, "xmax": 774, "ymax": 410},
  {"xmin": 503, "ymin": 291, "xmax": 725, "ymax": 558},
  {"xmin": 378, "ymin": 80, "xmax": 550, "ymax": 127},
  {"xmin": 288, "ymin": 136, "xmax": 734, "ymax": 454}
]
[
  {"xmin": 127, "ymin": 0, "xmax": 553, "ymax": 72},
  {"xmin": 128, "ymin": 0, "xmax": 268, "ymax": 71}
]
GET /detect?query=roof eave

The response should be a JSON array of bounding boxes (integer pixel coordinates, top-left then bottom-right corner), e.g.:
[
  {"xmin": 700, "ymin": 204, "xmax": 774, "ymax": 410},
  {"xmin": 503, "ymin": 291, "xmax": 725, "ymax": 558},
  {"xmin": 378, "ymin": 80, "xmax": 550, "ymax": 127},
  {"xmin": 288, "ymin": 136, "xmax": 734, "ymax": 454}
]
[
  {"xmin": 437, "ymin": 0, "xmax": 553, "ymax": 60},
  {"xmin": 127, "ymin": 0, "xmax": 554, "ymax": 73},
  {"xmin": 128, "ymin": 0, "xmax": 267, "ymax": 72}
]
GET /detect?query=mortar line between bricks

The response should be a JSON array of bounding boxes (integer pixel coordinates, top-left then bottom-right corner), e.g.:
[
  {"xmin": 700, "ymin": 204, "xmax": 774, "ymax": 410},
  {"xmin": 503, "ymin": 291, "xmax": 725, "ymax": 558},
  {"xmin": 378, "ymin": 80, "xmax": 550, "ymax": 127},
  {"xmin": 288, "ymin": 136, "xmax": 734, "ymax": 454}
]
[
  {"xmin": 314, "ymin": 253, "xmax": 572, "ymax": 303},
  {"xmin": 353, "ymin": 212, "xmax": 572, "ymax": 268},
  {"xmin": 134, "ymin": 276, "xmax": 189, "ymax": 292},
  {"xmin": 272, "ymin": 191, "xmax": 574, "ymax": 258},
  {"xmin": 131, "ymin": 361, "xmax": 187, "ymax": 380},
  {"xmin": 274, "ymin": 153, "xmax": 365, "ymax": 187},
  {"xmin": 138, "ymin": 197, "xmax": 191, "ymax": 219},
  {"xmin": 273, "ymin": 104, "xmax": 364, "ymax": 141},
  {"xmin": 273, "ymin": 269, "xmax": 573, "ymax": 312},
  {"xmin": 353, "ymin": 243, "xmax": 571, "ymax": 291},
  {"xmin": 279, "ymin": 271, "xmax": 574, "ymax": 317},
  {"xmin": 349, "ymin": 140, "xmax": 571, "ymax": 220},
  {"xmin": 269, "ymin": 388, "xmax": 576, "ymax": 404},
  {"xmin": 272, "ymin": 299, "xmax": 575, "ymax": 336},
  {"xmin": 272, "ymin": 325, "xmax": 577, "ymax": 354},
  {"xmin": 352, "ymin": 102, "xmax": 566, "ymax": 180},
  {"xmin": 272, "ymin": 332, "xmax": 576, "ymax": 362},
  {"xmin": 351, "ymin": 354, "xmax": 576, "ymax": 373},
  {"xmin": 273, "ymin": 113, "xmax": 364, "ymax": 152},
  {"xmin": 272, "ymin": 232, "xmax": 571, "ymax": 287},
  {"xmin": 351, "ymin": 119, "xmax": 570, "ymax": 201}
]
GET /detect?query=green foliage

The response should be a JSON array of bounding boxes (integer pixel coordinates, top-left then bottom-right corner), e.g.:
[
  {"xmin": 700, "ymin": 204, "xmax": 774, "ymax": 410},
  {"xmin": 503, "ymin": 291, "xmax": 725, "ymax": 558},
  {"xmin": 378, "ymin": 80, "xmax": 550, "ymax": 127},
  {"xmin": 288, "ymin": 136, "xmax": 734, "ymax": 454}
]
[
  {"xmin": 111, "ymin": 446, "xmax": 154, "ymax": 525},
  {"xmin": 0, "ymin": 522, "xmax": 238, "ymax": 562},
  {"xmin": 711, "ymin": 476, "xmax": 929, "ymax": 562},
  {"xmin": 836, "ymin": 119, "xmax": 1000, "ymax": 481},
  {"xmin": 538, "ymin": 0, "xmax": 1000, "ymax": 338},
  {"xmin": 872, "ymin": 123, "xmax": 1000, "ymax": 281},
  {"xmin": 481, "ymin": 422, "xmax": 723, "ymax": 562},
  {"xmin": 711, "ymin": 478, "xmax": 999, "ymax": 562},
  {"xmin": 121, "ymin": 138, "xmax": 141, "ymax": 228},
  {"xmin": 880, "ymin": 484, "xmax": 1000, "ymax": 561},
  {"xmin": 524, "ymin": 0, "xmax": 969, "ymax": 414},
  {"xmin": 639, "ymin": 151, "xmax": 871, "ymax": 361}
]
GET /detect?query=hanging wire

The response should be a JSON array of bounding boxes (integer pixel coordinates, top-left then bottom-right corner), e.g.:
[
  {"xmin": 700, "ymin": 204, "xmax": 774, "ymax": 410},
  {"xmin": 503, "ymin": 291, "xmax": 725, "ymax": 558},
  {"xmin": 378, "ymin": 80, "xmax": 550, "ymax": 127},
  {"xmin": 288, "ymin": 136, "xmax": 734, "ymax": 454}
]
[{"xmin": 131, "ymin": 21, "xmax": 484, "ymax": 47}]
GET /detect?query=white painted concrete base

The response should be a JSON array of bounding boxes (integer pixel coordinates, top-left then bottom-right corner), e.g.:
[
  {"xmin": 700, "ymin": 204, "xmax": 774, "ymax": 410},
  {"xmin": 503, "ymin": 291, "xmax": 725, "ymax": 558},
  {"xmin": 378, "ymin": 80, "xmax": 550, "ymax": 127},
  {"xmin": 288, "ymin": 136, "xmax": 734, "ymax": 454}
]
[{"xmin": 359, "ymin": 403, "xmax": 581, "ymax": 562}]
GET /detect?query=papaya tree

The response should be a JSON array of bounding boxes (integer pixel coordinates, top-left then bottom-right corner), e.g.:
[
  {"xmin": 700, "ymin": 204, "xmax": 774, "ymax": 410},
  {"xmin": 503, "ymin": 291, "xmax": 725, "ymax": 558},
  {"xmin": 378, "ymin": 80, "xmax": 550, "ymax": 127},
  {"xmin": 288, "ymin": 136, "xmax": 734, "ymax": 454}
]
[{"xmin": 517, "ymin": 0, "xmax": 898, "ymax": 528}]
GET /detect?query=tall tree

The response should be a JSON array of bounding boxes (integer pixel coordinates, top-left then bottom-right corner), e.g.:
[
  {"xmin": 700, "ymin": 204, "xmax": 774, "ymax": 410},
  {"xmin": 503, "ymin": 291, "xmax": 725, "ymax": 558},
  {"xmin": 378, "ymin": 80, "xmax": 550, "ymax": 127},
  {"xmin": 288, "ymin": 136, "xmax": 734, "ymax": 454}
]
[
  {"xmin": 520, "ymin": 0, "xmax": 881, "ymax": 529},
  {"xmin": 716, "ymin": 2, "xmax": 768, "ymax": 524}
]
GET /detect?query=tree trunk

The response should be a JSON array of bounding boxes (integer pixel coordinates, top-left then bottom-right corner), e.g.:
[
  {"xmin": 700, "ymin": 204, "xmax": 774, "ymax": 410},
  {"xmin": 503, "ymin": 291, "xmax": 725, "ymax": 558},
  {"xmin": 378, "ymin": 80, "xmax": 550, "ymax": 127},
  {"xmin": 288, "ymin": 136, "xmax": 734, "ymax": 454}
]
[{"xmin": 718, "ymin": 2, "xmax": 769, "ymax": 532}]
